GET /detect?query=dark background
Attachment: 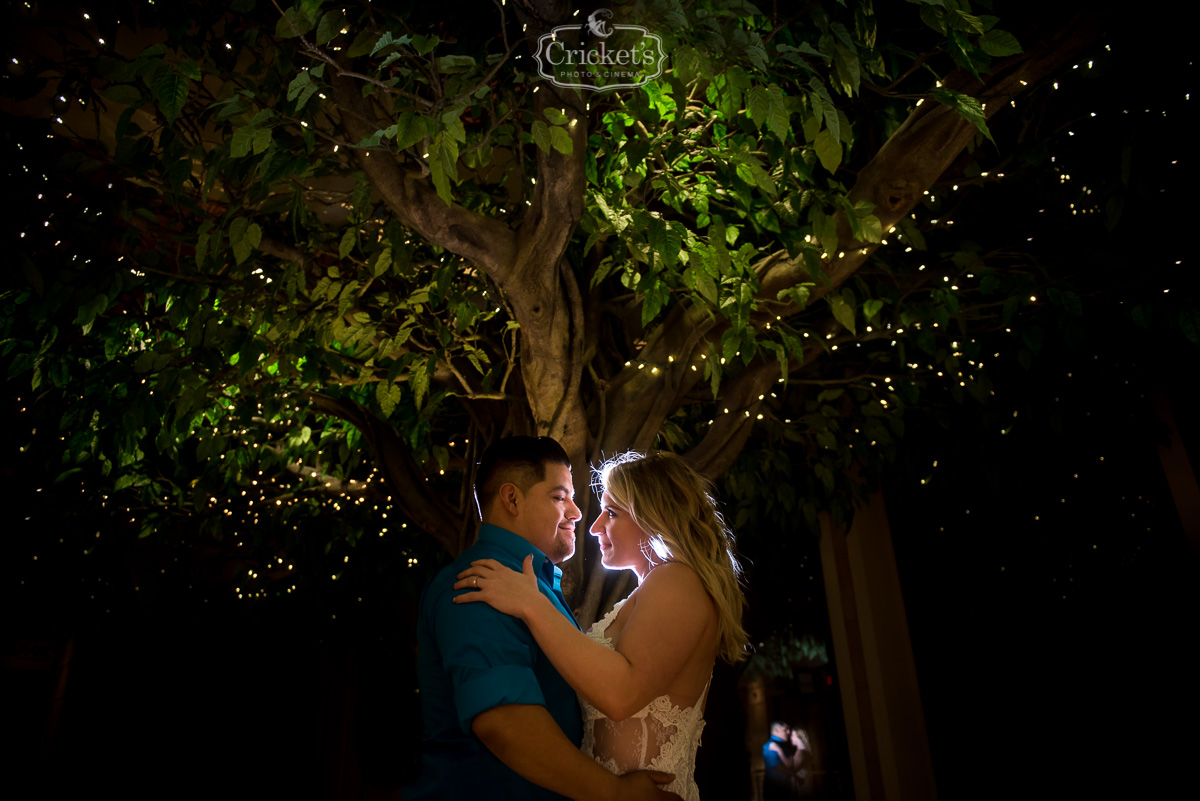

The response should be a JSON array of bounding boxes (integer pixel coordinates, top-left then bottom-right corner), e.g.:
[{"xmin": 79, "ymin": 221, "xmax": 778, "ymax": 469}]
[{"xmin": 4, "ymin": 2, "xmax": 1197, "ymax": 799}]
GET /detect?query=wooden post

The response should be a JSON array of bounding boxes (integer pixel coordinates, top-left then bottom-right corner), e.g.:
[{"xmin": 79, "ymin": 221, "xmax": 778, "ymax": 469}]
[
  {"xmin": 1152, "ymin": 389, "xmax": 1200, "ymax": 551},
  {"xmin": 819, "ymin": 493, "xmax": 937, "ymax": 801}
]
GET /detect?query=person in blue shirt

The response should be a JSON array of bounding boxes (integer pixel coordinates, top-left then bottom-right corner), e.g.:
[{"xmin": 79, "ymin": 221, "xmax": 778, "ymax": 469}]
[
  {"xmin": 404, "ymin": 436, "xmax": 679, "ymax": 801},
  {"xmin": 763, "ymin": 721, "xmax": 808, "ymax": 800}
]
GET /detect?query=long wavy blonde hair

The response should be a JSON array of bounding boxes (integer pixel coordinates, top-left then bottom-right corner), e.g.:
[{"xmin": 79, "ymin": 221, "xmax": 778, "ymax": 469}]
[{"xmin": 595, "ymin": 451, "xmax": 749, "ymax": 663}]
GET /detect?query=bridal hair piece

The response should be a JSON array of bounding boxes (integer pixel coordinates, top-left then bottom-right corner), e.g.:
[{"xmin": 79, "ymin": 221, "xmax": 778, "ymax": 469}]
[{"xmin": 594, "ymin": 451, "xmax": 749, "ymax": 663}]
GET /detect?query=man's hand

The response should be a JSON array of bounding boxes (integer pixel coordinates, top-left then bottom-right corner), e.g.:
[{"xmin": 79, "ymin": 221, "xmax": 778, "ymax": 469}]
[
  {"xmin": 473, "ymin": 705, "xmax": 683, "ymax": 801},
  {"xmin": 614, "ymin": 770, "xmax": 682, "ymax": 801}
]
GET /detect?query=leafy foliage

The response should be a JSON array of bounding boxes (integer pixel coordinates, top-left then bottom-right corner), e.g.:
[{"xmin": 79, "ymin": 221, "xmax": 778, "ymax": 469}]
[{"xmin": 8, "ymin": 0, "xmax": 1184, "ymax": 628}]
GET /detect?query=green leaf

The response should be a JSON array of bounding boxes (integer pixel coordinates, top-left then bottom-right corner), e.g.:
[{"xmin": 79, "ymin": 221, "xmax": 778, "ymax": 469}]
[
  {"xmin": 339, "ymin": 229, "xmax": 356, "ymax": 259},
  {"xmin": 178, "ymin": 59, "xmax": 202, "ymax": 81},
  {"xmin": 100, "ymin": 84, "xmax": 144, "ymax": 106},
  {"xmin": 411, "ymin": 34, "xmax": 440, "ymax": 55},
  {"xmin": 229, "ymin": 218, "xmax": 259, "ymax": 264},
  {"xmin": 74, "ymin": 293, "xmax": 108, "ymax": 328},
  {"xmin": 833, "ymin": 45, "xmax": 861, "ymax": 95},
  {"xmin": 376, "ymin": 380, "xmax": 402, "ymax": 417},
  {"xmin": 933, "ymin": 88, "xmax": 994, "ymax": 144},
  {"xmin": 531, "ymin": 120, "xmax": 552, "ymax": 154},
  {"xmin": 395, "ymin": 111, "xmax": 428, "ymax": 151},
  {"xmin": 979, "ymin": 29, "xmax": 1023, "ymax": 57},
  {"xmin": 253, "ymin": 127, "xmax": 272, "ymax": 155},
  {"xmin": 661, "ymin": 222, "xmax": 685, "ymax": 269},
  {"xmin": 316, "ymin": 10, "xmax": 346, "ymax": 45},
  {"xmin": 641, "ymin": 279, "xmax": 666, "ymax": 327},
  {"xmin": 299, "ymin": 0, "xmax": 323, "ymax": 21},
  {"xmin": 411, "ymin": 362, "xmax": 430, "ymax": 408},
  {"xmin": 813, "ymin": 83, "xmax": 840, "ymax": 142},
  {"xmin": 287, "ymin": 71, "xmax": 319, "ymax": 111},
  {"xmin": 953, "ymin": 10, "xmax": 986, "ymax": 35},
  {"xmin": 810, "ymin": 207, "xmax": 838, "ymax": 259},
  {"xmin": 371, "ymin": 31, "xmax": 411, "ymax": 56},
  {"xmin": 230, "ymin": 126, "xmax": 255, "ymax": 158},
  {"xmin": 813, "ymin": 127, "xmax": 841, "ymax": 173},
  {"xmin": 1179, "ymin": 307, "xmax": 1200, "ymax": 346},
  {"xmin": 429, "ymin": 131, "xmax": 458, "ymax": 206},
  {"xmin": 355, "ymin": 124, "xmax": 397, "ymax": 148},
  {"xmin": 229, "ymin": 217, "xmax": 248, "ymax": 246},
  {"xmin": 766, "ymin": 84, "xmax": 790, "ymax": 140},
  {"xmin": 275, "ymin": 7, "xmax": 314, "ymax": 39},
  {"xmin": 152, "ymin": 66, "xmax": 189, "ymax": 125},
  {"xmin": 687, "ymin": 266, "xmax": 718, "ymax": 304},
  {"xmin": 858, "ymin": 214, "xmax": 883, "ymax": 243},
  {"xmin": 195, "ymin": 231, "xmax": 211, "ymax": 268},
  {"xmin": 746, "ymin": 85, "xmax": 770, "ymax": 130},
  {"xmin": 777, "ymin": 284, "xmax": 811, "ymax": 309},
  {"xmin": 233, "ymin": 237, "xmax": 252, "ymax": 265},
  {"xmin": 549, "ymin": 126, "xmax": 573, "ymax": 156},
  {"xmin": 829, "ymin": 293, "xmax": 856, "ymax": 334},
  {"xmin": 364, "ymin": 247, "xmax": 389, "ymax": 280}
]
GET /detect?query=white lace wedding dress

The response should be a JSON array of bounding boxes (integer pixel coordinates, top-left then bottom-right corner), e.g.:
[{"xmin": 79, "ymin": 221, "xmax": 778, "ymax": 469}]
[{"xmin": 579, "ymin": 599, "xmax": 710, "ymax": 801}]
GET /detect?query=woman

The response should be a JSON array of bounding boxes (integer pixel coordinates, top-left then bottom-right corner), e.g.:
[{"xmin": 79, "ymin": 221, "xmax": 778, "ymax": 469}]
[{"xmin": 454, "ymin": 451, "xmax": 748, "ymax": 800}]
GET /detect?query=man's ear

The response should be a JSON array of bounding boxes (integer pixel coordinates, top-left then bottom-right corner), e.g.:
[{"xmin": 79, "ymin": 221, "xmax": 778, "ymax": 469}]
[{"xmin": 497, "ymin": 482, "xmax": 521, "ymax": 517}]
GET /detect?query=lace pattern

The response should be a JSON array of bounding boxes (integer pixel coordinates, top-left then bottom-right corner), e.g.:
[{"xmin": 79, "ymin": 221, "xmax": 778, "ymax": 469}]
[{"xmin": 578, "ymin": 599, "xmax": 709, "ymax": 801}]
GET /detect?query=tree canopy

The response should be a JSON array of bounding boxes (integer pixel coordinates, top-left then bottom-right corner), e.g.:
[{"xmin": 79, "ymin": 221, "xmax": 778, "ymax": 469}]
[{"xmin": 7, "ymin": 0, "xmax": 1188, "ymax": 628}]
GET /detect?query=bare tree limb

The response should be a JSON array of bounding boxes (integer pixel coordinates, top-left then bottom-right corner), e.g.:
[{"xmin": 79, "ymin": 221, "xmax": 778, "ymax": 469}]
[
  {"xmin": 602, "ymin": 13, "xmax": 1106, "ymax": 460},
  {"xmin": 308, "ymin": 392, "xmax": 462, "ymax": 553},
  {"xmin": 328, "ymin": 62, "xmax": 518, "ymax": 280}
]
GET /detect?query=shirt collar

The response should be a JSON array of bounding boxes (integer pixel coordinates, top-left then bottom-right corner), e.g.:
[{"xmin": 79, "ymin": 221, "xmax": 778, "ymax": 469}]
[{"xmin": 477, "ymin": 523, "xmax": 562, "ymax": 589}]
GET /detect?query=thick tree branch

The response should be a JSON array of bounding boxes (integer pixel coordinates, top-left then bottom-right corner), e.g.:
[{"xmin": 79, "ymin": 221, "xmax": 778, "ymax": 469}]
[
  {"xmin": 684, "ymin": 361, "xmax": 780, "ymax": 479},
  {"xmin": 605, "ymin": 12, "xmax": 1106, "ymax": 457},
  {"xmin": 308, "ymin": 392, "xmax": 462, "ymax": 553},
  {"xmin": 327, "ymin": 64, "xmax": 517, "ymax": 280}
]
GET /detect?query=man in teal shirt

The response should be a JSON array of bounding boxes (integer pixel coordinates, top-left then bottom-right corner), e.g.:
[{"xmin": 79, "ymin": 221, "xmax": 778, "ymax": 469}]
[{"xmin": 405, "ymin": 437, "xmax": 678, "ymax": 800}]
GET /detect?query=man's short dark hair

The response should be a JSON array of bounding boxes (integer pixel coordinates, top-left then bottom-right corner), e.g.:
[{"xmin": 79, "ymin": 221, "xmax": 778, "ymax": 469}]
[{"xmin": 474, "ymin": 436, "xmax": 572, "ymax": 519}]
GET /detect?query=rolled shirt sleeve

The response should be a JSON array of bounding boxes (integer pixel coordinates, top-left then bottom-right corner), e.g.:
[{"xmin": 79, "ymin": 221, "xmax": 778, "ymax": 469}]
[
  {"xmin": 430, "ymin": 592, "xmax": 548, "ymax": 732},
  {"xmin": 405, "ymin": 525, "xmax": 582, "ymax": 801}
]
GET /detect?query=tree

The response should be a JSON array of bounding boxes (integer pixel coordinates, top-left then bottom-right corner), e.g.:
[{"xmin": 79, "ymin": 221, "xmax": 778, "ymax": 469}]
[{"xmin": 3, "ymin": 0, "xmax": 1128, "ymax": 625}]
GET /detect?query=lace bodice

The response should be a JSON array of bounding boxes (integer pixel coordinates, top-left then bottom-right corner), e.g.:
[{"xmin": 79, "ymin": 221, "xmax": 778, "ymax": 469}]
[{"xmin": 578, "ymin": 599, "xmax": 709, "ymax": 801}]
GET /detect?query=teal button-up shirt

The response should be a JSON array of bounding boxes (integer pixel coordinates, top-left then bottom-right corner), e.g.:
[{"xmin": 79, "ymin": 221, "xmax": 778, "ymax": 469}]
[{"xmin": 405, "ymin": 524, "xmax": 582, "ymax": 800}]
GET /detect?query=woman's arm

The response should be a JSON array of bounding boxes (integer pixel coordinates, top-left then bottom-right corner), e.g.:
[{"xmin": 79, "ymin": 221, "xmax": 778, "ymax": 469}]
[{"xmin": 455, "ymin": 558, "xmax": 714, "ymax": 720}]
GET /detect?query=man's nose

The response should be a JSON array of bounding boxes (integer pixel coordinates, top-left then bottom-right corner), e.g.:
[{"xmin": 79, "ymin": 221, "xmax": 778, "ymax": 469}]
[{"xmin": 567, "ymin": 498, "xmax": 582, "ymax": 520}]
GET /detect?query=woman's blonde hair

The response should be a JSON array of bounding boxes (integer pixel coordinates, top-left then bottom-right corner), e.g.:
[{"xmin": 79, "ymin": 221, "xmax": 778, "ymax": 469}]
[{"xmin": 595, "ymin": 451, "xmax": 749, "ymax": 663}]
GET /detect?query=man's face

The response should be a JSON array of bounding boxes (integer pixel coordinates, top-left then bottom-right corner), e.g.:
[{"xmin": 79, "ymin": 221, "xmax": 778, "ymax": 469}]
[{"xmin": 515, "ymin": 463, "xmax": 580, "ymax": 563}]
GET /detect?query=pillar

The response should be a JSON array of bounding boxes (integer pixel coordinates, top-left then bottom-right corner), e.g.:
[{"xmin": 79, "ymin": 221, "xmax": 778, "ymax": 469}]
[{"xmin": 819, "ymin": 493, "xmax": 937, "ymax": 801}]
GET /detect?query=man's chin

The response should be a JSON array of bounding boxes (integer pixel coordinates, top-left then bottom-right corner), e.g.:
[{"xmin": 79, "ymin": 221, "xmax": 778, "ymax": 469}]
[{"xmin": 547, "ymin": 538, "xmax": 574, "ymax": 563}]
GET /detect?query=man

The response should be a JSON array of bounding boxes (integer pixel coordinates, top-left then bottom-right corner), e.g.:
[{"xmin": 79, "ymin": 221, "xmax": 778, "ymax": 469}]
[{"xmin": 404, "ymin": 436, "xmax": 678, "ymax": 800}]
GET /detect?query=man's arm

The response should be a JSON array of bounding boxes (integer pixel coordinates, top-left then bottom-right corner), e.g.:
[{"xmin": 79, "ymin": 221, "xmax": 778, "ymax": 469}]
[{"xmin": 472, "ymin": 704, "xmax": 681, "ymax": 801}]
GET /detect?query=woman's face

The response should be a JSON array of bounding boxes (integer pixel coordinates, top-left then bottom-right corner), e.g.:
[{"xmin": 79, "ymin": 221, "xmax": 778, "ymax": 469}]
[{"xmin": 590, "ymin": 490, "xmax": 651, "ymax": 574}]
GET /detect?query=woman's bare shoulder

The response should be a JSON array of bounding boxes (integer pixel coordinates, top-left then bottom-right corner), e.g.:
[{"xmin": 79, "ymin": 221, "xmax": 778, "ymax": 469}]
[{"xmin": 638, "ymin": 561, "xmax": 710, "ymax": 602}]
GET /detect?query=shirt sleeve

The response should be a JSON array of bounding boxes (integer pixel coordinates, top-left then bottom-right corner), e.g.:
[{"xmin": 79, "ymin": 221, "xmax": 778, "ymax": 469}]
[
  {"xmin": 430, "ymin": 584, "xmax": 547, "ymax": 733},
  {"xmin": 763, "ymin": 741, "xmax": 783, "ymax": 769}
]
